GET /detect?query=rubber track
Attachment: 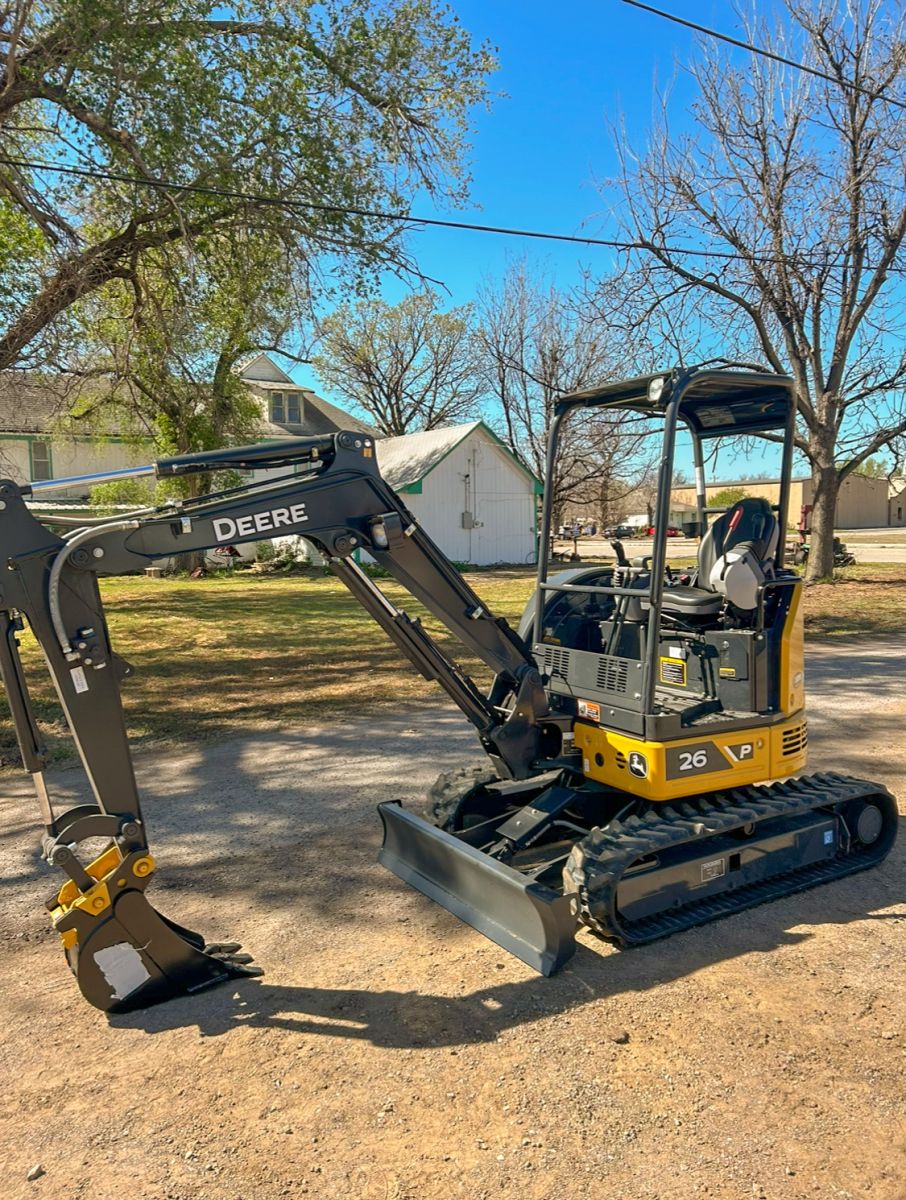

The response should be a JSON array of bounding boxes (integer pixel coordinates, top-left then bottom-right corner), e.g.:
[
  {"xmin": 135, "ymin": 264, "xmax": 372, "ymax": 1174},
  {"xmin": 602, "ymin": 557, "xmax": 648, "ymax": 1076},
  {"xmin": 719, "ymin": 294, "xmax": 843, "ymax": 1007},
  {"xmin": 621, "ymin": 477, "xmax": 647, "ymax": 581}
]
[{"xmin": 563, "ymin": 772, "xmax": 898, "ymax": 945}]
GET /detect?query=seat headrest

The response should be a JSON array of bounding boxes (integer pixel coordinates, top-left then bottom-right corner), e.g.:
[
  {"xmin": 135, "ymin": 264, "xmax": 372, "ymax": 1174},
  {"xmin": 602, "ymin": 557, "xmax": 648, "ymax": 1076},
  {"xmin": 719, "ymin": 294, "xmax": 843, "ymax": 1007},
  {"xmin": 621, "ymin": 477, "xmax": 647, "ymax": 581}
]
[
  {"xmin": 722, "ymin": 498, "xmax": 778, "ymax": 560},
  {"xmin": 709, "ymin": 541, "xmax": 766, "ymax": 610}
]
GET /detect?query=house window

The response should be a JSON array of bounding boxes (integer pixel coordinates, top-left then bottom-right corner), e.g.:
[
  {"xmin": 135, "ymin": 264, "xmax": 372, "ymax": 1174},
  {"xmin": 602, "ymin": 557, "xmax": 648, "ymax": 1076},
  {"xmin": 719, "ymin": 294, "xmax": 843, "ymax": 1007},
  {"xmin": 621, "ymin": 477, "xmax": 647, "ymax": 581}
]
[
  {"xmin": 269, "ymin": 391, "xmax": 302, "ymax": 424},
  {"xmin": 30, "ymin": 439, "xmax": 52, "ymax": 481}
]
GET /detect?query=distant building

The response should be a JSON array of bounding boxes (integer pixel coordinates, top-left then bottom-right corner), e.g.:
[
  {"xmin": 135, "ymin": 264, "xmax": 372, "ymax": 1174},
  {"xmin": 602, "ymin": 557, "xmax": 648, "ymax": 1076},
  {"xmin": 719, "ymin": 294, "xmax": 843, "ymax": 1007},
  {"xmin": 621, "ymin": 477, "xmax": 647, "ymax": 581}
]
[
  {"xmin": 673, "ymin": 473, "xmax": 895, "ymax": 529},
  {"xmin": 236, "ymin": 353, "xmax": 377, "ymax": 440},
  {"xmin": 0, "ymin": 375, "xmax": 148, "ymax": 490},
  {"xmin": 889, "ymin": 474, "xmax": 906, "ymax": 527},
  {"xmin": 376, "ymin": 421, "xmax": 541, "ymax": 566}
]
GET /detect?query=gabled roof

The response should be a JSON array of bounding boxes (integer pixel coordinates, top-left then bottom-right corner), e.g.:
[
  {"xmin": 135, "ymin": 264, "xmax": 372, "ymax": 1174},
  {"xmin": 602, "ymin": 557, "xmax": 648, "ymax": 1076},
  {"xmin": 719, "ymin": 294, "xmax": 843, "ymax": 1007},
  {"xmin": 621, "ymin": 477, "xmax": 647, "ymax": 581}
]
[
  {"xmin": 238, "ymin": 352, "xmax": 378, "ymax": 438},
  {"xmin": 376, "ymin": 420, "xmax": 540, "ymax": 492},
  {"xmin": 303, "ymin": 391, "xmax": 378, "ymax": 438},
  {"xmin": 235, "ymin": 352, "xmax": 295, "ymax": 385}
]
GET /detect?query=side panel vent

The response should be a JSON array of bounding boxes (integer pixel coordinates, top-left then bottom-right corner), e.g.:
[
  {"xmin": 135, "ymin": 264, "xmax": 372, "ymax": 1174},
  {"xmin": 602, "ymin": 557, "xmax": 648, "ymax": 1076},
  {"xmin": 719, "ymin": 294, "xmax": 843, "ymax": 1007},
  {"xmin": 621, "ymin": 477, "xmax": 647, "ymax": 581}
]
[
  {"xmin": 596, "ymin": 657, "xmax": 629, "ymax": 694},
  {"xmin": 539, "ymin": 645, "xmax": 571, "ymax": 679},
  {"xmin": 781, "ymin": 721, "xmax": 808, "ymax": 756}
]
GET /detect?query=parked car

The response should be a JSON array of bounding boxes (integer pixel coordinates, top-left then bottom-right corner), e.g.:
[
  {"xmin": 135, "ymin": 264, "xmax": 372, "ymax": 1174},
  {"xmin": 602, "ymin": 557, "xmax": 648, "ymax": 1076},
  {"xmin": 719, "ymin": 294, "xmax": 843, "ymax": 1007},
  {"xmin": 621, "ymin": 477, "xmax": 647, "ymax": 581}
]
[
  {"xmin": 646, "ymin": 525, "xmax": 682, "ymax": 537},
  {"xmin": 604, "ymin": 524, "xmax": 636, "ymax": 539}
]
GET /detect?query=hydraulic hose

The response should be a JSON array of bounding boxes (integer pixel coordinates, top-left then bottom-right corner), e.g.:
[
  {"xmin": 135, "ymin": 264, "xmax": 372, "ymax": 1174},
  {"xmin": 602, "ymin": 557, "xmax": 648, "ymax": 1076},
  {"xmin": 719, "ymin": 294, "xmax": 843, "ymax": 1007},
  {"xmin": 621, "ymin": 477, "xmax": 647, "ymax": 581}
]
[{"xmin": 48, "ymin": 519, "xmax": 141, "ymax": 657}]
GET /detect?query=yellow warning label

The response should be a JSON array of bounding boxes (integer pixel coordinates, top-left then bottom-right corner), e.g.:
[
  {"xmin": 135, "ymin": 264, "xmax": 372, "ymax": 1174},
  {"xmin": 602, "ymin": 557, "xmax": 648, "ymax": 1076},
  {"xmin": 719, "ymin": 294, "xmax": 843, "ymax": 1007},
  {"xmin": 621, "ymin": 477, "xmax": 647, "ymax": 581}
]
[{"xmin": 659, "ymin": 656, "xmax": 687, "ymax": 686}]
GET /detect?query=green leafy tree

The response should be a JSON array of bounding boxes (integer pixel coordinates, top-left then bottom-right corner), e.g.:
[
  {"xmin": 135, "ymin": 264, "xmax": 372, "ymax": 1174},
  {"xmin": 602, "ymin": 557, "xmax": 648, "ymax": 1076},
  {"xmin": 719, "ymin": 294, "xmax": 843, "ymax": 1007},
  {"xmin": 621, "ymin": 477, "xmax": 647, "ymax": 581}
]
[
  {"xmin": 79, "ymin": 229, "xmax": 305, "ymax": 568},
  {"xmin": 314, "ymin": 290, "xmax": 482, "ymax": 435},
  {"xmin": 0, "ymin": 0, "xmax": 495, "ymax": 372},
  {"xmin": 80, "ymin": 228, "xmax": 300, "ymax": 495},
  {"xmin": 709, "ymin": 486, "xmax": 748, "ymax": 510},
  {"xmin": 853, "ymin": 456, "xmax": 891, "ymax": 479}
]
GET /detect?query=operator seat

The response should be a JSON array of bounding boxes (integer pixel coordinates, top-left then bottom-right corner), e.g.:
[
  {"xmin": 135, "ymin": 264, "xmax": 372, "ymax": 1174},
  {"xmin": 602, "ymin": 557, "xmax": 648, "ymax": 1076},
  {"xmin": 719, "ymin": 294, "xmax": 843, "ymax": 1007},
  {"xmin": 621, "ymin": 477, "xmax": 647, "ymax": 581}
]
[{"xmin": 659, "ymin": 498, "xmax": 779, "ymax": 618}]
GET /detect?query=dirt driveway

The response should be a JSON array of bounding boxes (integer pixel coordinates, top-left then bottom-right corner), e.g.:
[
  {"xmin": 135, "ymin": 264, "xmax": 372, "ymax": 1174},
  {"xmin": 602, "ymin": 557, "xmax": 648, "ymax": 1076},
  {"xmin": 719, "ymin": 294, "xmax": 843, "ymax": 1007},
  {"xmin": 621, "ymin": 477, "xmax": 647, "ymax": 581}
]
[{"xmin": 1, "ymin": 640, "xmax": 904, "ymax": 1200}]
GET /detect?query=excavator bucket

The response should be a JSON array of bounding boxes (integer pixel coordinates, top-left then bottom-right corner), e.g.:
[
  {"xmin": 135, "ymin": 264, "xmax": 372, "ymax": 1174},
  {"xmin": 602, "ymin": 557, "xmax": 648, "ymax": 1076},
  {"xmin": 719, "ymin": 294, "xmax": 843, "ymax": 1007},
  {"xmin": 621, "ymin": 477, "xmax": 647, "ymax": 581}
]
[
  {"xmin": 50, "ymin": 850, "xmax": 261, "ymax": 1014},
  {"xmin": 378, "ymin": 801, "xmax": 579, "ymax": 976}
]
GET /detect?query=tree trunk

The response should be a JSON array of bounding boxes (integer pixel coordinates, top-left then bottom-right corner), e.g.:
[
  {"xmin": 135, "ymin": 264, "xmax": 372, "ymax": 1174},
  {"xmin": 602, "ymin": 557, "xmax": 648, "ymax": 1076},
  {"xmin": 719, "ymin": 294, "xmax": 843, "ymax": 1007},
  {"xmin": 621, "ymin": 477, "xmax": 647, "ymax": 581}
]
[
  {"xmin": 173, "ymin": 473, "xmax": 207, "ymax": 575},
  {"xmin": 805, "ymin": 463, "xmax": 839, "ymax": 580}
]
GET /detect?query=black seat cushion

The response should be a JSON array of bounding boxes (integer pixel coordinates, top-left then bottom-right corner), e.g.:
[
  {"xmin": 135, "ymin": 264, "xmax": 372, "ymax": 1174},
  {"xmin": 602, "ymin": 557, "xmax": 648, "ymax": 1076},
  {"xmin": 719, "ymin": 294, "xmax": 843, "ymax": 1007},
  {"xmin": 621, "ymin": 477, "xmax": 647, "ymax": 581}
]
[{"xmin": 659, "ymin": 584, "xmax": 723, "ymax": 615}]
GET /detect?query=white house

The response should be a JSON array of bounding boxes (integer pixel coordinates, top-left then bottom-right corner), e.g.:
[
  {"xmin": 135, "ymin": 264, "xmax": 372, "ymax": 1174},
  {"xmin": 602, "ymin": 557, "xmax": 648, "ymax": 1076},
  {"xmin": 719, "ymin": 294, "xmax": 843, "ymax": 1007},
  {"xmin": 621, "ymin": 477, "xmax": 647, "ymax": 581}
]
[
  {"xmin": 376, "ymin": 422, "xmax": 541, "ymax": 566},
  {"xmin": 237, "ymin": 352, "xmax": 377, "ymax": 441}
]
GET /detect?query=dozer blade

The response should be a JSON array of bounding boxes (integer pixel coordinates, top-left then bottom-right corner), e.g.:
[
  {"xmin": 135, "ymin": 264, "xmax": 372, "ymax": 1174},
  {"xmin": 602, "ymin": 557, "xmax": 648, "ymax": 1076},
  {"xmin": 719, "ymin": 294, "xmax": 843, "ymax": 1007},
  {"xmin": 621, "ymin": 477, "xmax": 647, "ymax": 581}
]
[
  {"xmin": 57, "ymin": 890, "xmax": 262, "ymax": 1014},
  {"xmin": 378, "ymin": 801, "xmax": 579, "ymax": 976}
]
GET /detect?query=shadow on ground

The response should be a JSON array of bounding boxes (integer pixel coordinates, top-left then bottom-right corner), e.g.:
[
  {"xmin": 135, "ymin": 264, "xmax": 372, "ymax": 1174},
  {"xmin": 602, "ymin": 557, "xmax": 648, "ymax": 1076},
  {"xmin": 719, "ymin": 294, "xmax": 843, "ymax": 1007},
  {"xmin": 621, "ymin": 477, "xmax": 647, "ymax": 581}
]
[{"xmin": 111, "ymin": 827, "xmax": 906, "ymax": 1048}]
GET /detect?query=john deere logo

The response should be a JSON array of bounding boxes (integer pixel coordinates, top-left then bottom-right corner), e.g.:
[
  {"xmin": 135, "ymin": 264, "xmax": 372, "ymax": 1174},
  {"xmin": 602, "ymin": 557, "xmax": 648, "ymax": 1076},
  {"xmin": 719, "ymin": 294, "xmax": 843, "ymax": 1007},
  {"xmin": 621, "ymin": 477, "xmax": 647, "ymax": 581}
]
[{"xmin": 628, "ymin": 752, "xmax": 648, "ymax": 779}]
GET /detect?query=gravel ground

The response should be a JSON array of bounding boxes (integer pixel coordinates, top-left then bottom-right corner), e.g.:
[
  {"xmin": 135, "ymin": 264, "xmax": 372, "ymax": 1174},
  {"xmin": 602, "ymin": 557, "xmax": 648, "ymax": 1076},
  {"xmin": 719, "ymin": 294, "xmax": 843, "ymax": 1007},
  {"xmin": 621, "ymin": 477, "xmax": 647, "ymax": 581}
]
[{"xmin": 1, "ymin": 640, "xmax": 904, "ymax": 1200}]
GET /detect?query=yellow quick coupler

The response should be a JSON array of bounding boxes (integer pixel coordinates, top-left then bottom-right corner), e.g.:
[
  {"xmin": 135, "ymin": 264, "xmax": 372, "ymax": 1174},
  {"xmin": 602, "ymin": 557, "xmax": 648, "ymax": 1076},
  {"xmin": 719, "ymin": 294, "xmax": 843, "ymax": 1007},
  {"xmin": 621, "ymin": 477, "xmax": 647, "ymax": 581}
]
[{"xmin": 50, "ymin": 846, "xmax": 156, "ymax": 946}]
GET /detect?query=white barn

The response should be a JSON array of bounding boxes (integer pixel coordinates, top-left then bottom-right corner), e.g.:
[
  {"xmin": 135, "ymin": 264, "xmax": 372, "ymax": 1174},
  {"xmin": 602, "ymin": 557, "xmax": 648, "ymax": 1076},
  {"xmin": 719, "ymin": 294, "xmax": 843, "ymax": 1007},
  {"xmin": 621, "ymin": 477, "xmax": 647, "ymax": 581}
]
[{"xmin": 376, "ymin": 422, "xmax": 540, "ymax": 566}]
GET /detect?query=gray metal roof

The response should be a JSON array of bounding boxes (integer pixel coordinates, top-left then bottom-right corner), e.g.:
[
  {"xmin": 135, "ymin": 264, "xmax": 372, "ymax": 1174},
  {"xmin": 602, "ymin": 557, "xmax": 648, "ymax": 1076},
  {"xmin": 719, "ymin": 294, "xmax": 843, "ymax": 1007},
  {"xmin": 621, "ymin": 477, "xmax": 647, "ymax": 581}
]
[{"xmin": 376, "ymin": 421, "xmax": 539, "ymax": 491}]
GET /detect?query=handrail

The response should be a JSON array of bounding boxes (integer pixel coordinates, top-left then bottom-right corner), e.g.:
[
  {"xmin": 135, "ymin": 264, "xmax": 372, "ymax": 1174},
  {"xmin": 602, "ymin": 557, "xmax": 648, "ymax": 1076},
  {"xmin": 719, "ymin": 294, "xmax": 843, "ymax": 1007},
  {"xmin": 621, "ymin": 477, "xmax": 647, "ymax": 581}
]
[
  {"xmin": 538, "ymin": 580, "xmax": 653, "ymax": 601},
  {"xmin": 755, "ymin": 575, "xmax": 799, "ymax": 632}
]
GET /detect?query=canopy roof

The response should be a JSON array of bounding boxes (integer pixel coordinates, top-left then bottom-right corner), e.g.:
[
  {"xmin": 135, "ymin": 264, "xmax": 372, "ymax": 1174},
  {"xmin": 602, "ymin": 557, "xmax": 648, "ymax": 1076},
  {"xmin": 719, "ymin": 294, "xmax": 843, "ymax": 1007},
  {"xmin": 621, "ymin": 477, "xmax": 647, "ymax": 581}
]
[{"xmin": 558, "ymin": 366, "xmax": 795, "ymax": 438}]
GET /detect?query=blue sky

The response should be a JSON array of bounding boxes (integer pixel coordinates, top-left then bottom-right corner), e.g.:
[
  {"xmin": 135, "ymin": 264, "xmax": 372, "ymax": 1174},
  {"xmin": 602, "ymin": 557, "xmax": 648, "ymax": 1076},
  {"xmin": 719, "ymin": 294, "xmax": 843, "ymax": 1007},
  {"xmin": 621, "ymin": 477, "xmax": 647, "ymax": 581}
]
[
  {"xmin": 291, "ymin": 0, "xmax": 789, "ymax": 478},
  {"xmin": 293, "ymin": 0, "xmax": 738, "ymax": 335},
  {"xmin": 390, "ymin": 0, "xmax": 710, "ymax": 304}
]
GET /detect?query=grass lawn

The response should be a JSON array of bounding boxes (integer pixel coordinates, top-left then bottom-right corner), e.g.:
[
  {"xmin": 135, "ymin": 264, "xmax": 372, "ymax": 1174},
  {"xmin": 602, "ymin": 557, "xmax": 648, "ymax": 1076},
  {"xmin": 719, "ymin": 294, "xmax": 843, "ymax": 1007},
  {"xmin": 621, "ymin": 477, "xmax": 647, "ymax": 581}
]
[
  {"xmin": 0, "ymin": 568, "xmax": 538, "ymax": 767},
  {"xmin": 801, "ymin": 563, "xmax": 906, "ymax": 639},
  {"xmin": 1, "ymin": 562, "xmax": 902, "ymax": 767}
]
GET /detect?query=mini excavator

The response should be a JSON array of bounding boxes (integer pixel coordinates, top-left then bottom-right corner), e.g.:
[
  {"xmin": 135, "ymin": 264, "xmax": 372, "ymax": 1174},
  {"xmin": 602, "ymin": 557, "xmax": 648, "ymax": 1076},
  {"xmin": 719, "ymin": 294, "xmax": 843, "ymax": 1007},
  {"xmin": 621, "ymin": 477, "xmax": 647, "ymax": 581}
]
[{"xmin": 0, "ymin": 364, "xmax": 897, "ymax": 1012}]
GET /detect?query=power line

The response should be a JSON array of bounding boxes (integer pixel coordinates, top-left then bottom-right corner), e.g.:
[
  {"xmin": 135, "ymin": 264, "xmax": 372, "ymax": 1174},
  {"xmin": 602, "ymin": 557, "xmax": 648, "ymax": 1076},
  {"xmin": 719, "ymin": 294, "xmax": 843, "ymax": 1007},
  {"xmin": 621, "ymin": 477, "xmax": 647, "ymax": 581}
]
[
  {"xmin": 0, "ymin": 154, "xmax": 874, "ymax": 271},
  {"xmin": 619, "ymin": 0, "xmax": 906, "ymax": 112},
  {"xmin": 2, "ymin": 153, "xmax": 650, "ymax": 252}
]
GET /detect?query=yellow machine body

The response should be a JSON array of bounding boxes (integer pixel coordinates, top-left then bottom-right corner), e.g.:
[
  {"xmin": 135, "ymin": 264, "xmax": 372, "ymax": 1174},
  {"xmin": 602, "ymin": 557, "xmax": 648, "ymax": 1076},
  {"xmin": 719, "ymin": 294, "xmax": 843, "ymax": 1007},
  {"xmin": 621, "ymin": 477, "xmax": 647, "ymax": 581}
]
[
  {"xmin": 574, "ymin": 578, "xmax": 807, "ymax": 803},
  {"xmin": 574, "ymin": 711, "xmax": 808, "ymax": 802}
]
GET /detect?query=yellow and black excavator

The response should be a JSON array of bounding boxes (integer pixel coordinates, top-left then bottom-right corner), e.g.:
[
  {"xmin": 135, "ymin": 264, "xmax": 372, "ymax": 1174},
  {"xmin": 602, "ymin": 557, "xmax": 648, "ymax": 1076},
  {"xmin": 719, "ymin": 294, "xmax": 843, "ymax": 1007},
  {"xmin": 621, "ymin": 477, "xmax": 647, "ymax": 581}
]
[{"xmin": 0, "ymin": 364, "xmax": 897, "ymax": 1011}]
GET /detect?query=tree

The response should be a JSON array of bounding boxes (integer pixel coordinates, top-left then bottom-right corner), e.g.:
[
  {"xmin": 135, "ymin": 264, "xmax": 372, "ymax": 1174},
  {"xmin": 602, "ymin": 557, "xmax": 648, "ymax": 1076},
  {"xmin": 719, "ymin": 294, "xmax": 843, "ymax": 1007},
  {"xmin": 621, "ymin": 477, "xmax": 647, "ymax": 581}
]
[
  {"xmin": 603, "ymin": 0, "xmax": 906, "ymax": 577},
  {"xmin": 476, "ymin": 262, "xmax": 654, "ymax": 525},
  {"xmin": 0, "ymin": 0, "xmax": 495, "ymax": 373},
  {"xmin": 854, "ymin": 455, "xmax": 891, "ymax": 478},
  {"xmin": 75, "ymin": 228, "xmax": 306, "ymax": 569},
  {"xmin": 313, "ymin": 290, "xmax": 481, "ymax": 434},
  {"xmin": 709, "ymin": 486, "xmax": 749, "ymax": 510},
  {"xmin": 79, "ymin": 228, "xmax": 302, "ymax": 490}
]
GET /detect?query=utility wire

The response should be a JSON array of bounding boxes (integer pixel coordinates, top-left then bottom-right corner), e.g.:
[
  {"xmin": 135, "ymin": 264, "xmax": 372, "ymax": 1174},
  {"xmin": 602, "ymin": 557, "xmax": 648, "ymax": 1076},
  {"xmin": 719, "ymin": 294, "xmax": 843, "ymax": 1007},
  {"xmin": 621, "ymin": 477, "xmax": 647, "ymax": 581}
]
[
  {"xmin": 619, "ymin": 0, "xmax": 906, "ymax": 111},
  {"xmin": 0, "ymin": 153, "xmax": 887, "ymax": 272},
  {"xmin": 0, "ymin": 153, "xmax": 731, "ymax": 259}
]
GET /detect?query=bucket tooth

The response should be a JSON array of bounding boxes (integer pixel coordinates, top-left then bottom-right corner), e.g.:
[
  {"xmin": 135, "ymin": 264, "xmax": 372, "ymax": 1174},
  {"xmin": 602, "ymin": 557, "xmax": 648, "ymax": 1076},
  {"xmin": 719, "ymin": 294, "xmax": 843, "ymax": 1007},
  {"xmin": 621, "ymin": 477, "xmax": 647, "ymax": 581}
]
[{"xmin": 378, "ymin": 801, "xmax": 578, "ymax": 976}]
